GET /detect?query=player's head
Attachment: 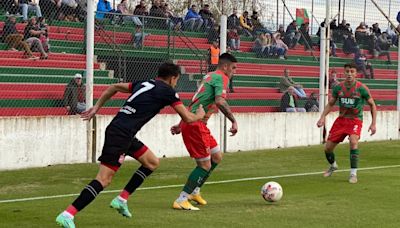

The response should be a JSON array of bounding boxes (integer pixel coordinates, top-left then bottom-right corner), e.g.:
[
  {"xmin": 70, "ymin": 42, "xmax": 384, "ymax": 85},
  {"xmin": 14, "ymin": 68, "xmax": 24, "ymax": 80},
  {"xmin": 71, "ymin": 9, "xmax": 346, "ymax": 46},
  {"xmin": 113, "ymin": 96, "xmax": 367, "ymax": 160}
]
[
  {"xmin": 344, "ymin": 62, "xmax": 357, "ymax": 83},
  {"xmin": 217, "ymin": 53, "xmax": 237, "ymax": 78},
  {"xmin": 158, "ymin": 62, "xmax": 181, "ymax": 88}
]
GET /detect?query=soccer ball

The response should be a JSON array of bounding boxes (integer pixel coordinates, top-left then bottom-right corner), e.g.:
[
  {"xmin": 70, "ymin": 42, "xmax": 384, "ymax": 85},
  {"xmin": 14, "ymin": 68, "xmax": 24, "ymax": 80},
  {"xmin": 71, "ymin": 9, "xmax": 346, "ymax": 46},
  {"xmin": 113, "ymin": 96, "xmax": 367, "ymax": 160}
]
[{"xmin": 261, "ymin": 181, "xmax": 283, "ymax": 202}]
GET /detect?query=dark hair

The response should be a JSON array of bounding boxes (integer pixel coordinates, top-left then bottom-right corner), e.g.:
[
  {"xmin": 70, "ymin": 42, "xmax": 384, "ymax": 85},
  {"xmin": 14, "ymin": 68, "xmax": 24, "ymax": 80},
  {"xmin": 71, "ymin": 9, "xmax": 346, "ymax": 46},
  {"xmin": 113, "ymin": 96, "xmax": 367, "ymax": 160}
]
[
  {"xmin": 158, "ymin": 62, "xmax": 181, "ymax": 79},
  {"xmin": 218, "ymin": 53, "xmax": 238, "ymax": 66},
  {"xmin": 344, "ymin": 62, "xmax": 357, "ymax": 69}
]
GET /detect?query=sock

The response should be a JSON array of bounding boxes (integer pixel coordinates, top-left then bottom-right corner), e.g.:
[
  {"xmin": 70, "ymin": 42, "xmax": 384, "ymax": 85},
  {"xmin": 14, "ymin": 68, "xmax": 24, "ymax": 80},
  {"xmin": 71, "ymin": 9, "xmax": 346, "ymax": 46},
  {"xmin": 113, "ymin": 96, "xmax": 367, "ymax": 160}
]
[
  {"xmin": 176, "ymin": 191, "xmax": 190, "ymax": 202},
  {"xmin": 325, "ymin": 152, "xmax": 336, "ymax": 165},
  {"xmin": 350, "ymin": 149, "xmax": 360, "ymax": 169},
  {"xmin": 350, "ymin": 168, "xmax": 357, "ymax": 176},
  {"xmin": 182, "ymin": 166, "xmax": 208, "ymax": 195},
  {"xmin": 63, "ymin": 205, "xmax": 78, "ymax": 218},
  {"xmin": 120, "ymin": 166, "xmax": 153, "ymax": 200},
  {"xmin": 195, "ymin": 161, "xmax": 219, "ymax": 192},
  {"xmin": 71, "ymin": 179, "xmax": 104, "ymax": 212}
]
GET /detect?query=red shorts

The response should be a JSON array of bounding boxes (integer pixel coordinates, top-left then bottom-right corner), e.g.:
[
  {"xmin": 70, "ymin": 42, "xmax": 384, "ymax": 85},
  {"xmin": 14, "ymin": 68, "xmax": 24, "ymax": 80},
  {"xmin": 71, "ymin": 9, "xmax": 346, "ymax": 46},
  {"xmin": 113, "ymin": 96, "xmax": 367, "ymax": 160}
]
[
  {"xmin": 327, "ymin": 117, "xmax": 363, "ymax": 143},
  {"xmin": 181, "ymin": 121, "xmax": 219, "ymax": 159}
]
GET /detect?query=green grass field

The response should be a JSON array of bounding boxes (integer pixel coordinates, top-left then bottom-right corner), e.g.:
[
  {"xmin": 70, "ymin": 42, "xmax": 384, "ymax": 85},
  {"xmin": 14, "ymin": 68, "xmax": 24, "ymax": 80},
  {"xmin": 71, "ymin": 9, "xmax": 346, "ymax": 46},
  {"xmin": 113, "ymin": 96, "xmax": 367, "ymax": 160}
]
[{"xmin": 1, "ymin": 140, "xmax": 399, "ymax": 228}]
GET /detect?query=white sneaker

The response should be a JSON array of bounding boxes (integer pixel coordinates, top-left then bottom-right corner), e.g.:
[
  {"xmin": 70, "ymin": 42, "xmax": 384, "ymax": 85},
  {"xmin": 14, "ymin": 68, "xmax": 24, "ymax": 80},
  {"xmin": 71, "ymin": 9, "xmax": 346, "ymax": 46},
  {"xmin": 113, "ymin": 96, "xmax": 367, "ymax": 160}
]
[{"xmin": 323, "ymin": 164, "xmax": 338, "ymax": 177}]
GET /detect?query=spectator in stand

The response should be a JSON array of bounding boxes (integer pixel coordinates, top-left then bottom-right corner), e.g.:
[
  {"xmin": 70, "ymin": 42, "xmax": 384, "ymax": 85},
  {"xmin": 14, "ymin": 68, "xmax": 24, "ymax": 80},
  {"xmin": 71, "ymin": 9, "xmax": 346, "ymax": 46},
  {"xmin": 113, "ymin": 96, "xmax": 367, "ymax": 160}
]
[
  {"xmin": 149, "ymin": 0, "xmax": 168, "ymax": 29},
  {"xmin": 19, "ymin": 0, "xmax": 42, "ymax": 22},
  {"xmin": 63, "ymin": 73, "xmax": 86, "ymax": 115},
  {"xmin": 23, "ymin": 17, "xmax": 48, "ymax": 59},
  {"xmin": 1, "ymin": 16, "xmax": 38, "ymax": 59},
  {"xmin": 280, "ymin": 86, "xmax": 306, "ymax": 112},
  {"xmin": 284, "ymin": 21, "xmax": 301, "ymax": 49},
  {"xmin": 372, "ymin": 23, "xmax": 381, "ymax": 37},
  {"xmin": 3, "ymin": 0, "xmax": 20, "ymax": 15},
  {"xmin": 299, "ymin": 22, "xmax": 313, "ymax": 50},
  {"xmin": 239, "ymin": 11, "xmax": 253, "ymax": 37},
  {"xmin": 355, "ymin": 22, "xmax": 375, "ymax": 54},
  {"xmin": 37, "ymin": 17, "xmax": 50, "ymax": 51},
  {"xmin": 335, "ymin": 19, "xmax": 350, "ymax": 42},
  {"xmin": 39, "ymin": 0, "xmax": 61, "ymax": 21},
  {"xmin": 273, "ymin": 33, "xmax": 288, "ymax": 60},
  {"xmin": 329, "ymin": 68, "xmax": 340, "ymax": 89},
  {"xmin": 184, "ymin": 4, "xmax": 203, "ymax": 32},
  {"xmin": 342, "ymin": 34, "xmax": 359, "ymax": 55},
  {"xmin": 276, "ymin": 24, "xmax": 285, "ymax": 38},
  {"xmin": 134, "ymin": 0, "xmax": 148, "ymax": 16},
  {"xmin": 279, "ymin": 69, "xmax": 307, "ymax": 98},
  {"xmin": 199, "ymin": 4, "xmax": 214, "ymax": 30},
  {"xmin": 251, "ymin": 11, "xmax": 270, "ymax": 34},
  {"xmin": 317, "ymin": 21, "xmax": 337, "ymax": 57},
  {"xmin": 227, "ymin": 28, "xmax": 240, "ymax": 51},
  {"xmin": 375, "ymin": 32, "xmax": 392, "ymax": 63},
  {"xmin": 260, "ymin": 32, "xmax": 273, "ymax": 57},
  {"xmin": 133, "ymin": 25, "xmax": 148, "ymax": 48},
  {"xmin": 252, "ymin": 33, "xmax": 263, "ymax": 57},
  {"xmin": 60, "ymin": 0, "xmax": 83, "ymax": 22},
  {"xmin": 96, "ymin": 0, "xmax": 114, "ymax": 20},
  {"xmin": 304, "ymin": 92, "xmax": 319, "ymax": 112},
  {"xmin": 164, "ymin": 3, "xmax": 183, "ymax": 30},
  {"xmin": 227, "ymin": 8, "xmax": 240, "ymax": 30},
  {"xmin": 207, "ymin": 40, "xmax": 220, "ymax": 72},
  {"xmin": 117, "ymin": 0, "xmax": 142, "ymax": 26},
  {"xmin": 207, "ymin": 24, "xmax": 219, "ymax": 43},
  {"xmin": 354, "ymin": 50, "xmax": 374, "ymax": 79},
  {"xmin": 386, "ymin": 25, "xmax": 398, "ymax": 46}
]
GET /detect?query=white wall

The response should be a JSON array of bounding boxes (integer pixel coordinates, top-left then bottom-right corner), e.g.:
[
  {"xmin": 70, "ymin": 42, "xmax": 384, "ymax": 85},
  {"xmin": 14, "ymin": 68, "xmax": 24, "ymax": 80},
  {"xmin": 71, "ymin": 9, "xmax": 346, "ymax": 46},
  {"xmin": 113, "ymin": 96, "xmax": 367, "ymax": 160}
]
[
  {"xmin": 0, "ymin": 111, "xmax": 398, "ymax": 170},
  {"xmin": 0, "ymin": 116, "xmax": 88, "ymax": 170}
]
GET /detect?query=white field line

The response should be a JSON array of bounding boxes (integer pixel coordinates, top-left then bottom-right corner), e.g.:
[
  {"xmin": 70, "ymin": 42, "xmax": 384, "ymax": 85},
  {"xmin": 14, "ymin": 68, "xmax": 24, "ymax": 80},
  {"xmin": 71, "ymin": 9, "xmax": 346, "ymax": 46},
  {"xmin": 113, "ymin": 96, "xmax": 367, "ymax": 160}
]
[{"xmin": 1, "ymin": 164, "xmax": 399, "ymax": 204}]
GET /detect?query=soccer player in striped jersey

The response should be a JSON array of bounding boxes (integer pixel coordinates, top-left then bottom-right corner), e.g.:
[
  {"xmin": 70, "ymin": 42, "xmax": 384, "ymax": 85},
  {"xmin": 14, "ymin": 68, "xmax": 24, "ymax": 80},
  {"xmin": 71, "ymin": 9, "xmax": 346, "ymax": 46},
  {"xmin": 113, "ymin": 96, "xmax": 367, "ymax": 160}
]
[
  {"xmin": 170, "ymin": 53, "xmax": 238, "ymax": 210},
  {"xmin": 56, "ymin": 63, "xmax": 205, "ymax": 228},
  {"xmin": 317, "ymin": 62, "xmax": 377, "ymax": 184}
]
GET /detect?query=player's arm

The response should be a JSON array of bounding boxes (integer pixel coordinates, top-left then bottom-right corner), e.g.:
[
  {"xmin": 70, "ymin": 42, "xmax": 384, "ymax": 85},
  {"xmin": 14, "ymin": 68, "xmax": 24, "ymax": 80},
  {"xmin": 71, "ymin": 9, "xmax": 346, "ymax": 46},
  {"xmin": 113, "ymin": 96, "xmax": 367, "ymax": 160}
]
[
  {"xmin": 81, "ymin": 83, "xmax": 131, "ymax": 120},
  {"xmin": 366, "ymin": 97, "xmax": 377, "ymax": 135},
  {"xmin": 317, "ymin": 96, "xmax": 337, "ymax": 128},
  {"xmin": 173, "ymin": 103, "xmax": 205, "ymax": 123},
  {"xmin": 215, "ymin": 96, "xmax": 238, "ymax": 136}
]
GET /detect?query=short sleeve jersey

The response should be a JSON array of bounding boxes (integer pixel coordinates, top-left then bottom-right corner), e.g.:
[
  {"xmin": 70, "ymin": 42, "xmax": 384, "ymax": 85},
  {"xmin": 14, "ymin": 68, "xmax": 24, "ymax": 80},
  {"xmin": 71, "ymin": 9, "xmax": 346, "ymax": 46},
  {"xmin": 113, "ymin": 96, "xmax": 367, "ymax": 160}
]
[
  {"xmin": 189, "ymin": 70, "xmax": 229, "ymax": 115},
  {"xmin": 332, "ymin": 80, "xmax": 371, "ymax": 120},
  {"xmin": 110, "ymin": 79, "xmax": 182, "ymax": 134}
]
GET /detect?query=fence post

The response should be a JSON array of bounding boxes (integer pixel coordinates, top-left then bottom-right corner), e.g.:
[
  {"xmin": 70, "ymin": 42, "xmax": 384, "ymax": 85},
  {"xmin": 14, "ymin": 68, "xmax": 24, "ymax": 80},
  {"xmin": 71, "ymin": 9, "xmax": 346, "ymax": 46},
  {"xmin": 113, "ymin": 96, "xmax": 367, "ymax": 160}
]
[
  {"xmin": 220, "ymin": 14, "xmax": 228, "ymax": 152},
  {"xmin": 86, "ymin": 0, "xmax": 95, "ymax": 162}
]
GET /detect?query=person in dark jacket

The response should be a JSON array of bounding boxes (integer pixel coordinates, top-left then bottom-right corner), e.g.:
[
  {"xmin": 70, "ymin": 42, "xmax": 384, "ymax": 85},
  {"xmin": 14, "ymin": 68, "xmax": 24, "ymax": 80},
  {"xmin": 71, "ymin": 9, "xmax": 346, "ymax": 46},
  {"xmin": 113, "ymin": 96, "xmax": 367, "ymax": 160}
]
[
  {"xmin": 63, "ymin": 73, "xmax": 86, "ymax": 115},
  {"xmin": 280, "ymin": 86, "xmax": 306, "ymax": 112},
  {"xmin": 304, "ymin": 92, "xmax": 319, "ymax": 112}
]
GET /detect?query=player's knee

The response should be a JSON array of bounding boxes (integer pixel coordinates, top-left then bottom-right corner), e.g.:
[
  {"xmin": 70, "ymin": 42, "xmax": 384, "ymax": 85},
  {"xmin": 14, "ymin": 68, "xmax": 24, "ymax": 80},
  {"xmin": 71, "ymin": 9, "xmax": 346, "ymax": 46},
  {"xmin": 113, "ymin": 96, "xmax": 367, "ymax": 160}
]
[
  {"xmin": 145, "ymin": 157, "xmax": 160, "ymax": 171},
  {"xmin": 211, "ymin": 152, "xmax": 223, "ymax": 164},
  {"xmin": 96, "ymin": 174, "xmax": 114, "ymax": 188}
]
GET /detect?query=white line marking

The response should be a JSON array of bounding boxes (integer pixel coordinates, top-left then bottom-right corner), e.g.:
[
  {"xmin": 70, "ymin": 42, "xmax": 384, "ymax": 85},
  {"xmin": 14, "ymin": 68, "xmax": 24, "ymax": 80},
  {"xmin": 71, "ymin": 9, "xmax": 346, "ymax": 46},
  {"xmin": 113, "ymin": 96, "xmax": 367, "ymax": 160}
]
[{"xmin": 1, "ymin": 164, "xmax": 399, "ymax": 204}]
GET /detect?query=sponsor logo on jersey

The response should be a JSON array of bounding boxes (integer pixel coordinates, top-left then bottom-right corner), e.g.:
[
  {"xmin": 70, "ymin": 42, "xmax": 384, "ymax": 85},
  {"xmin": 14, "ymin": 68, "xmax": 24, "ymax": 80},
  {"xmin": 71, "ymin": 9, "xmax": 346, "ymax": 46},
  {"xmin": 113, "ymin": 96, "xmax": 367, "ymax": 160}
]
[{"xmin": 340, "ymin": 98, "xmax": 355, "ymax": 105}]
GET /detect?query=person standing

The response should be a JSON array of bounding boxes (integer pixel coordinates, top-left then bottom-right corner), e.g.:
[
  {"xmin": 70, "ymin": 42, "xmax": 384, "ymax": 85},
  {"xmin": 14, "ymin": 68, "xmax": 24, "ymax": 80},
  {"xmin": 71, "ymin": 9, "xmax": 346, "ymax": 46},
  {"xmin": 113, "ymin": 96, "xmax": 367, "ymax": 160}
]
[
  {"xmin": 170, "ymin": 53, "xmax": 238, "ymax": 210},
  {"xmin": 207, "ymin": 40, "xmax": 220, "ymax": 72},
  {"xmin": 63, "ymin": 73, "xmax": 86, "ymax": 115},
  {"xmin": 56, "ymin": 63, "xmax": 205, "ymax": 228},
  {"xmin": 317, "ymin": 63, "xmax": 377, "ymax": 184}
]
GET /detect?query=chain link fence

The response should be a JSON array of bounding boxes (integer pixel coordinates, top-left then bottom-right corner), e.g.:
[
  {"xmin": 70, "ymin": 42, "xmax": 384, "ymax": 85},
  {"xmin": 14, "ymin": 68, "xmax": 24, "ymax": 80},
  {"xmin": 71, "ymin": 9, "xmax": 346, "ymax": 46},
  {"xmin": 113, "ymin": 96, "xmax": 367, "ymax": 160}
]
[{"xmin": 0, "ymin": 0, "xmax": 398, "ymax": 116}]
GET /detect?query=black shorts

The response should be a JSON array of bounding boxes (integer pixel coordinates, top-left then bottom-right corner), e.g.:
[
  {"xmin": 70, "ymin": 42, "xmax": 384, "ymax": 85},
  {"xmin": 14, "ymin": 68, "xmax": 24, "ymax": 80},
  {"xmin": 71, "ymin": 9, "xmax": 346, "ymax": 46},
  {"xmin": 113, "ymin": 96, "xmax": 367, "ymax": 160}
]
[{"xmin": 98, "ymin": 124, "xmax": 148, "ymax": 170}]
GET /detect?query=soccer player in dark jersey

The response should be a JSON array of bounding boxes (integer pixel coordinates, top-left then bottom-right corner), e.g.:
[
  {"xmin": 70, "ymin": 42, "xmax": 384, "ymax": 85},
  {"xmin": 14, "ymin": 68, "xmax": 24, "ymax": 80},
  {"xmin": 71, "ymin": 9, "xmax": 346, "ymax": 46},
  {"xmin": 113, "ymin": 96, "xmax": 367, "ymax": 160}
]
[
  {"xmin": 317, "ymin": 62, "xmax": 377, "ymax": 184},
  {"xmin": 170, "ymin": 53, "xmax": 238, "ymax": 210},
  {"xmin": 56, "ymin": 62, "xmax": 205, "ymax": 227}
]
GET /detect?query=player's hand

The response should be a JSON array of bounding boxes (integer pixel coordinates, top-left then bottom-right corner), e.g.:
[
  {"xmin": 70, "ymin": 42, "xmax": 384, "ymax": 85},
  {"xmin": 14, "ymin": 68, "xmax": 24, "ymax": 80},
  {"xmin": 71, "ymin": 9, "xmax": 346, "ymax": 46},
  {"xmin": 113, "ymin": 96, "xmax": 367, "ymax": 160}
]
[
  {"xmin": 229, "ymin": 121, "xmax": 238, "ymax": 136},
  {"xmin": 81, "ymin": 106, "xmax": 98, "ymax": 121},
  {"xmin": 195, "ymin": 104, "xmax": 205, "ymax": 118},
  {"xmin": 368, "ymin": 124, "xmax": 376, "ymax": 136},
  {"xmin": 317, "ymin": 118, "xmax": 325, "ymax": 128},
  {"xmin": 170, "ymin": 124, "xmax": 181, "ymax": 135}
]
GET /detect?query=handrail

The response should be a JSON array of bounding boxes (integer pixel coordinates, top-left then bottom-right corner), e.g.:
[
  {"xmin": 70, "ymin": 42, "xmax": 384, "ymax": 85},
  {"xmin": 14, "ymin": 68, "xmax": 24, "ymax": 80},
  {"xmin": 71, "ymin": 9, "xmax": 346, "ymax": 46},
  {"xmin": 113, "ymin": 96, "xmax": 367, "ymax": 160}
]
[
  {"xmin": 93, "ymin": 19, "xmax": 127, "ymax": 82},
  {"xmin": 171, "ymin": 28, "xmax": 208, "ymax": 76}
]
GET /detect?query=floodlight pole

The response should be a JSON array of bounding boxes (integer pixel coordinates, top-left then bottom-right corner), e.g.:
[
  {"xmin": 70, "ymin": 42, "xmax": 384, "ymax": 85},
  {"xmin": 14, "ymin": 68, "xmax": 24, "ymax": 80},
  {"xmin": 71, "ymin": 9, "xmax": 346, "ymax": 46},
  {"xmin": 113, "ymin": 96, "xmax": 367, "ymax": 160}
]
[{"xmin": 86, "ymin": 0, "xmax": 95, "ymax": 162}]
